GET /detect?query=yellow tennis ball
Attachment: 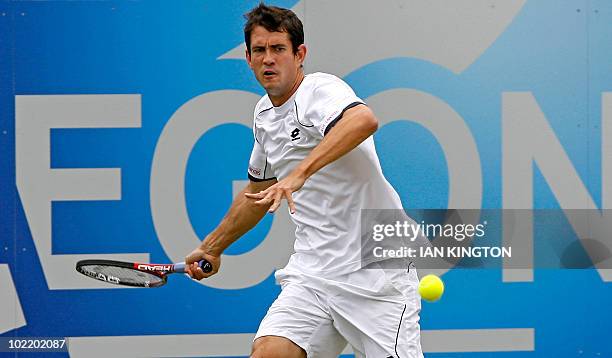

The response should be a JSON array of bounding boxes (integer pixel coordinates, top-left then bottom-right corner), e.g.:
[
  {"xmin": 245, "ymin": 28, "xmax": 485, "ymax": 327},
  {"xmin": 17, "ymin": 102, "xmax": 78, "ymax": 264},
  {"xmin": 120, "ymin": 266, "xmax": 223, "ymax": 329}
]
[{"xmin": 418, "ymin": 274, "xmax": 444, "ymax": 302}]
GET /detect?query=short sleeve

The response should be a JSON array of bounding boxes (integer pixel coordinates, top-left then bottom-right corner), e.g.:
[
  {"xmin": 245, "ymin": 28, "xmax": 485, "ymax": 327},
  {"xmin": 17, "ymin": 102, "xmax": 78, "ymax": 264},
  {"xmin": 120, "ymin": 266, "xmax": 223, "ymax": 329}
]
[
  {"xmin": 247, "ymin": 125, "xmax": 276, "ymax": 182},
  {"xmin": 303, "ymin": 75, "xmax": 365, "ymax": 137}
]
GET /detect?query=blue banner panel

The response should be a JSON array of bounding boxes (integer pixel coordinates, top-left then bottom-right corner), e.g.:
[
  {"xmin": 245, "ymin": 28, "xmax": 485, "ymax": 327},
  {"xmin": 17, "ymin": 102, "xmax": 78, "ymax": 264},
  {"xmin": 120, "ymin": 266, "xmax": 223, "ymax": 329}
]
[{"xmin": 1, "ymin": 1, "xmax": 611, "ymax": 357}]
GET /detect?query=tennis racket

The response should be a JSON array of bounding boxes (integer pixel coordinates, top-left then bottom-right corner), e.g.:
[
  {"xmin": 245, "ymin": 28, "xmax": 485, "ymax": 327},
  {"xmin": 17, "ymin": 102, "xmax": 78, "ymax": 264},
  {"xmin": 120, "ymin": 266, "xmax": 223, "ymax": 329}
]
[{"xmin": 75, "ymin": 259, "xmax": 212, "ymax": 288}]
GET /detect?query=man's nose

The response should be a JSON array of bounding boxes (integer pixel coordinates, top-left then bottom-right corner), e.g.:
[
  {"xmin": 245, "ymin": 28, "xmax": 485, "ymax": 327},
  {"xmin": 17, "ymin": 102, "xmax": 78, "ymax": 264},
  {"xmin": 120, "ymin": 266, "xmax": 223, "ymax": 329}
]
[{"xmin": 263, "ymin": 48, "xmax": 275, "ymax": 65}]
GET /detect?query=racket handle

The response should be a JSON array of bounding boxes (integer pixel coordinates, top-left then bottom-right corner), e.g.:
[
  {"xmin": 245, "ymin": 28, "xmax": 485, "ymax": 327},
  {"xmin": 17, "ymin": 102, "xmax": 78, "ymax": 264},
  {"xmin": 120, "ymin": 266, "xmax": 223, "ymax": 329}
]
[
  {"xmin": 174, "ymin": 260, "xmax": 212, "ymax": 273},
  {"xmin": 199, "ymin": 259, "xmax": 213, "ymax": 273}
]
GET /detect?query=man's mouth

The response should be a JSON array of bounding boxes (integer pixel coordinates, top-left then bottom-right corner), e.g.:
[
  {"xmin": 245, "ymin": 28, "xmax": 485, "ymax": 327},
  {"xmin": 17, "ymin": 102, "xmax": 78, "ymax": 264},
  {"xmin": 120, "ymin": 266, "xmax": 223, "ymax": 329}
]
[{"xmin": 263, "ymin": 70, "xmax": 276, "ymax": 78}]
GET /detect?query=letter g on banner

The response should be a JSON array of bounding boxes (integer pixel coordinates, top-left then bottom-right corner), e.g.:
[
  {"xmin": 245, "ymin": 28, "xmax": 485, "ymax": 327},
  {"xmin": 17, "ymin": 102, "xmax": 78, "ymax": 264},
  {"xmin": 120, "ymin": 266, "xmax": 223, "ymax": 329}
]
[{"xmin": 150, "ymin": 90, "xmax": 294, "ymax": 289}]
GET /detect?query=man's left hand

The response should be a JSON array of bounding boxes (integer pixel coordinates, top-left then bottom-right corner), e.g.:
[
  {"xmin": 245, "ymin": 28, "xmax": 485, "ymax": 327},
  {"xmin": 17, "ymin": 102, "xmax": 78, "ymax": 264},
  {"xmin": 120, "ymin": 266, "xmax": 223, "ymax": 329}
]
[{"xmin": 244, "ymin": 172, "xmax": 306, "ymax": 214}]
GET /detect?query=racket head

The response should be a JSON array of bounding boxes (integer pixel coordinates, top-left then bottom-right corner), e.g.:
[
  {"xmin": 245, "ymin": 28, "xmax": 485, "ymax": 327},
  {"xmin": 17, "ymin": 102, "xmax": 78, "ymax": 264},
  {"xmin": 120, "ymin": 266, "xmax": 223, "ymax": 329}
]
[{"xmin": 76, "ymin": 259, "xmax": 167, "ymax": 288}]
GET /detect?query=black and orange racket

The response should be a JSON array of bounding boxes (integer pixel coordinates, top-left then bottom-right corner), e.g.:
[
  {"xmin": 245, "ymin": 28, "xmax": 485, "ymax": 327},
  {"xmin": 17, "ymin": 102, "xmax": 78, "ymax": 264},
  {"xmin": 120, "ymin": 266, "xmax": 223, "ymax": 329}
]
[{"xmin": 76, "ymin": 259, "xmax": 212, "ymax": 288}]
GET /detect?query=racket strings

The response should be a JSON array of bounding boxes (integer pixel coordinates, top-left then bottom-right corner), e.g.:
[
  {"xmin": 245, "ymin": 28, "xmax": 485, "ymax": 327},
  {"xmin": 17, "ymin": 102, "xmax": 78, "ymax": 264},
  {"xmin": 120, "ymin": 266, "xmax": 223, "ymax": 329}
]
[{"xmin": 81, "ymin": 265, "xmax": 163, "ymax": 286}]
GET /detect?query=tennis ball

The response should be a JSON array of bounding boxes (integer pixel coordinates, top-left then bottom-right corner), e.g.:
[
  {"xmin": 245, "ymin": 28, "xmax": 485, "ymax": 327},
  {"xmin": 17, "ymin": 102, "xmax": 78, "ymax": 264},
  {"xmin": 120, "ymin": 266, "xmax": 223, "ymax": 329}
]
[{"xmin": 418, "ymin": 274, "xmax": 444, "ymax": 302}]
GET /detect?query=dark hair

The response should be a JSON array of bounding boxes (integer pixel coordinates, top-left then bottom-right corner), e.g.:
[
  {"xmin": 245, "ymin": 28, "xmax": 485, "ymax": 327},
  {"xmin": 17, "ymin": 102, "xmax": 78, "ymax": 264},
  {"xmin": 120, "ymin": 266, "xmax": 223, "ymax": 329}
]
[{"xmin": 244, "ymin": 3, "xmax": 304, "ymax": 54}]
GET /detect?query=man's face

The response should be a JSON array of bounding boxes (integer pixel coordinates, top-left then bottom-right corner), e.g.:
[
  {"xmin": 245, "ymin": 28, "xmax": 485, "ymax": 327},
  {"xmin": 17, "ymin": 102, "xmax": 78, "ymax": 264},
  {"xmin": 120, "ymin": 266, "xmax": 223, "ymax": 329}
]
[{"xmin": 246, "ymin": 26, "xmax": 306, "ymax": 102}]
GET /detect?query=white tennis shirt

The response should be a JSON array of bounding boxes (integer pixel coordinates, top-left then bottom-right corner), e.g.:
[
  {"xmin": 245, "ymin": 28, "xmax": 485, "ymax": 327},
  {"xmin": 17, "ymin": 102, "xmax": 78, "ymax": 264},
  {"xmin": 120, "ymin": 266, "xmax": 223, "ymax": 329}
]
[{"xmin": 248, "ymin": 72, "xmax": 405, "ymax": 276}]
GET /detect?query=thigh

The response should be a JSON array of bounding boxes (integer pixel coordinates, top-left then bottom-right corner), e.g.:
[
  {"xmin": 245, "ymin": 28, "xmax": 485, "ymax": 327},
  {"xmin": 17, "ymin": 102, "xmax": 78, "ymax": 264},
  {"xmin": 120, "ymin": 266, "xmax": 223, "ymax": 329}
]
[
  {"xmin": 329, "ymin": 268, "xmax": 423, "ymax": 358},
  {"xmin": 255, "ymin": 281, "xmax": 347, "ymax": 358},
  {"xmin": 251, "ymin": 336, "xmax": 305, "ymax": 358}
]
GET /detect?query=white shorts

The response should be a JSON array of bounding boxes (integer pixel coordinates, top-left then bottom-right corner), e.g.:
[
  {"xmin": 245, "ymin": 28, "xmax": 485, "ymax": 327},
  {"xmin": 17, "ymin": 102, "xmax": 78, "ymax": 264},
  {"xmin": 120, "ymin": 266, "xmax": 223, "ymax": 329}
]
[{"xmin": 254, "ymin": 264, "xmax": 423, "ymax": 358}]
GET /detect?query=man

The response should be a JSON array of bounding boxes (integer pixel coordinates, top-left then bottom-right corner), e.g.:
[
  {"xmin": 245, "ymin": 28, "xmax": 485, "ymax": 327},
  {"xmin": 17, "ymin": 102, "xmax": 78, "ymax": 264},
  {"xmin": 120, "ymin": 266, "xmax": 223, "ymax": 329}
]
[{"xmin": 186, "ymin": 3, "xmax": 423, "ymax": 358}]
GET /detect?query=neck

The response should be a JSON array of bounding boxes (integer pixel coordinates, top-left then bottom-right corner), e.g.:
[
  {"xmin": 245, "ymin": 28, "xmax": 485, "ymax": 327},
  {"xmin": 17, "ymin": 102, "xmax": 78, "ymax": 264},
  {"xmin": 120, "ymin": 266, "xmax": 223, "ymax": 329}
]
[{"xmin": 270, "ymin": 70, "xmax": 305, "ymax": 107}]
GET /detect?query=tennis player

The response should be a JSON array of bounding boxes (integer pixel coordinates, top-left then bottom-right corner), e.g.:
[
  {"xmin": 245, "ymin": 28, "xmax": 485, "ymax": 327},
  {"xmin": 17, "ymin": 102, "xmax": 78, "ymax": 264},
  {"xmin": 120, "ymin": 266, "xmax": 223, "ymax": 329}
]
[{"xmin": 186, "ymin": 4, "xmax": 423, "ymax": 357}]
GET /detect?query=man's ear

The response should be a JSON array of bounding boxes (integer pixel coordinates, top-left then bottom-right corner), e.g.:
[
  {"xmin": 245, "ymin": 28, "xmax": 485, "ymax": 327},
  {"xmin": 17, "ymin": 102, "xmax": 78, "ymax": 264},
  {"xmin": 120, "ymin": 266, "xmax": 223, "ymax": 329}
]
[
  {"xmin": 245, "ymin": 47, "xmax": 253, "ymax": 69},
  {"xmin": 296, "ymin": 44, "xmax": 307, "ymax": 66}
]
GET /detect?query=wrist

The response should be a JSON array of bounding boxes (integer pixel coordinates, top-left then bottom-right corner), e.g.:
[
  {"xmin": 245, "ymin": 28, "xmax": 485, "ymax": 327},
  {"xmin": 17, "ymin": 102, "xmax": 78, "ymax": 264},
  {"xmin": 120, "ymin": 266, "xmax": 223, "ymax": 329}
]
[
  {"xmin": 200, "ymin": 235, "xmax": 223, "ymax": 257},
  {"xmin": 292, "ymin": 163, "xmax": 312, "ymax": 181}
]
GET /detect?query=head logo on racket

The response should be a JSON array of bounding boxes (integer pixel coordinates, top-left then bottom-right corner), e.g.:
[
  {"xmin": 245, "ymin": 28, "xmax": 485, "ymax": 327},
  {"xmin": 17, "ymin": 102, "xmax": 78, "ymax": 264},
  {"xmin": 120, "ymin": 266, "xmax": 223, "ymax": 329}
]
[{"xmin": 75, "ymin": 259, "xmax": 212, "ymax": 288}]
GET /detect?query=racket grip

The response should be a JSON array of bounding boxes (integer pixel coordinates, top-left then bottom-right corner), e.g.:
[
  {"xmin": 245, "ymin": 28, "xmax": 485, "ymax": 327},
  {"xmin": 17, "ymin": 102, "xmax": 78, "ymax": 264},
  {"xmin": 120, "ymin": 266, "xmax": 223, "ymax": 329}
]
[
  {"xmin": 199, "ymin": 259, "xmax": 212, "ymax": 273},
  {"xmin": 174, "ymin": 260, "xmax": 212, "ymax": 273}
]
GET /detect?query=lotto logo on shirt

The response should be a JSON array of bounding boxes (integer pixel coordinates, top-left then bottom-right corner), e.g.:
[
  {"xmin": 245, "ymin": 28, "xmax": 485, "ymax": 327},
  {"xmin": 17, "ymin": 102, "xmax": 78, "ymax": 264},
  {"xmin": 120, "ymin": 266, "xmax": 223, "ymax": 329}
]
[{"xmin": 291, "ymin": 128, "xmax": 301, "ymax": 141}]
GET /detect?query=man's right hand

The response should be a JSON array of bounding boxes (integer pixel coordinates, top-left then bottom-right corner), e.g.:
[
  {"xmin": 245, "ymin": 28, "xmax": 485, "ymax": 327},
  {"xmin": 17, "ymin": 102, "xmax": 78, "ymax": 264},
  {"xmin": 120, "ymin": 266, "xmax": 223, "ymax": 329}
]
[{"xmin": 185, "ymin": 246, "xmax": 220, "ymax": 280}]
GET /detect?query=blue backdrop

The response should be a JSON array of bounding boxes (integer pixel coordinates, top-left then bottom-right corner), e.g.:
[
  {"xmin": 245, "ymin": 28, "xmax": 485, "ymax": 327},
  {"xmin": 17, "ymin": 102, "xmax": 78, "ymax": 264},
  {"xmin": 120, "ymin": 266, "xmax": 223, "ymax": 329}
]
[{"xmin": 1, "ymin": 0, "xmax": 611, "ymax": 357}]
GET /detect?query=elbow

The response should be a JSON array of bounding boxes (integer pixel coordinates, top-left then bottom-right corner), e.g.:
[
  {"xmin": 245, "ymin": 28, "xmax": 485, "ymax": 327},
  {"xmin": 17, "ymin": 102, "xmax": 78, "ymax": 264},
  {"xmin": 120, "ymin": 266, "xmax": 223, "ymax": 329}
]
[
  {"xmin": 370, "ymin": 114, "xmax": 379, "ymax": 134},
  {"xmin": 363, "ymin": 108, "xmax": 379, "ymax": 136}
]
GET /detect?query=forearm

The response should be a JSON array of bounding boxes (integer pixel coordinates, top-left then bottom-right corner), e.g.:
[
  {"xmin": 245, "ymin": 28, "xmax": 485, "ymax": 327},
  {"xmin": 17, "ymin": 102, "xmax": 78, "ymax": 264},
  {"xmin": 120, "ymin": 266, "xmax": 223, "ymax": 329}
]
[
  {"xmin": 201, "ymin": 185, "xmax": 271, "ymax": 256},
  {"xmin": 294, "ymin": 106, "xmax": 378, "ymax": 180}
]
